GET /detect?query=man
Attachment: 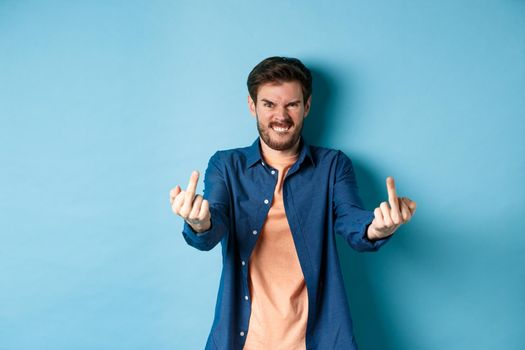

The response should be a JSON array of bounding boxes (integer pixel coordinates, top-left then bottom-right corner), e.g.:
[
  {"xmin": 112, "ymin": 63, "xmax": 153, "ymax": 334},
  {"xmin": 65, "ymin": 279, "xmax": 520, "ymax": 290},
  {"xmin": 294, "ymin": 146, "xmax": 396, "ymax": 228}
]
[{"xmin": 170, "ymin": 57, "xmax": 417, "ymax": 350}]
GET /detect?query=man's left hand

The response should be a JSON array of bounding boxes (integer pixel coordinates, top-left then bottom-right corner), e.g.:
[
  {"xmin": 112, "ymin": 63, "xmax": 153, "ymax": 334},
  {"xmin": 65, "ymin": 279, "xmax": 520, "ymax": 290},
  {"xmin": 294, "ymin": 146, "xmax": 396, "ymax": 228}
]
[{"xmin": 367, "ymin": 176, "xmax": 417, "ymax": 241}]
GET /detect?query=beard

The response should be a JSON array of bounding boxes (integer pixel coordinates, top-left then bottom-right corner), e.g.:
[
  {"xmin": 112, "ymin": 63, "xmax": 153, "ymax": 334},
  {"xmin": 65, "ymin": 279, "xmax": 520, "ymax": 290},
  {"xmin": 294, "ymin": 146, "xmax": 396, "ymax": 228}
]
[{"xmin": 256, "ymin": 113, "xmax": 304, "ymax": 151}]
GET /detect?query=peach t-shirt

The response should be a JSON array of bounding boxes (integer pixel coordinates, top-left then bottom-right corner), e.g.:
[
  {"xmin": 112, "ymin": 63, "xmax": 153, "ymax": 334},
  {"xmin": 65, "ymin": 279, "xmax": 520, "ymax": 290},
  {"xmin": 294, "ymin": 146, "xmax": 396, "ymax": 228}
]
[{"xmin": 243, "ymin": 151, "xmax": 308, "ymax": 350}]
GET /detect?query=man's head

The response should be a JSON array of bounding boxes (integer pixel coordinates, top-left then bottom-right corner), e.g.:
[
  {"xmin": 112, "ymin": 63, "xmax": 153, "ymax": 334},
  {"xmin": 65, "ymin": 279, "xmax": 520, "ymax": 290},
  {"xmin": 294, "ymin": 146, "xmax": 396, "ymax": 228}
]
[{"xmin": 247, "ymin": 57, "xmax": 312, "ymax": 151}]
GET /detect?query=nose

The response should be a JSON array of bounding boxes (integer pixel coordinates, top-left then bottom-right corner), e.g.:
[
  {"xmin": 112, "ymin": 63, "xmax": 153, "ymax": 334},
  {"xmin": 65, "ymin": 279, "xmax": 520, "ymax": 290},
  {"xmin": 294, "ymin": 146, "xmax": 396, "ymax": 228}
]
[{"xmin": 275, "ymin": 105, "xmax": 288, "ymax": 118}]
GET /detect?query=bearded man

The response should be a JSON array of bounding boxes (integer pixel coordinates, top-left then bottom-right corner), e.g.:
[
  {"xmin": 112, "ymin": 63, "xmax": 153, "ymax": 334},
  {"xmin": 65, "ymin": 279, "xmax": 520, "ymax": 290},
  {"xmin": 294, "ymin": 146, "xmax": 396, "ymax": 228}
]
[{"xmin": 170, "ymin": 56, "xmax": 417, "ymax": 350}]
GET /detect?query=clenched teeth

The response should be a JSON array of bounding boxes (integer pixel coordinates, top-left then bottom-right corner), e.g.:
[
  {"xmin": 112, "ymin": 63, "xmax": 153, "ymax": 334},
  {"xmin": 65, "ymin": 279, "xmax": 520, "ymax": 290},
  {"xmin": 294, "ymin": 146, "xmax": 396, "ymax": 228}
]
[{"xmin": 272, "ymin": 126, "xmax": 290, "ymax": 132}]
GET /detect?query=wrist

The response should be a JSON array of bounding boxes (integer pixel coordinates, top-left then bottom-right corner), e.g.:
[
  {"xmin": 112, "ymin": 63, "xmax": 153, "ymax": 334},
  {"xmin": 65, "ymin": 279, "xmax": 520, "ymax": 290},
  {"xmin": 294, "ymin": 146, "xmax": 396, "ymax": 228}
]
[
  {"xmin": 366, "ymin": 224, "xmax": 379, "ymax": 241},
  {"xmin": 188, "ymin": 220, "xmax": 211, "ymax": 233}
]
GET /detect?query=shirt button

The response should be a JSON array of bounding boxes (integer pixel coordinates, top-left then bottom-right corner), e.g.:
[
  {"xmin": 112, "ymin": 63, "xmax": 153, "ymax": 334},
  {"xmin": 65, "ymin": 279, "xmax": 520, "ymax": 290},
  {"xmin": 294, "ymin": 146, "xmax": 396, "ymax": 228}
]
[
  {"xmin": 271, "ymin": 170, "xmax": 276, "ymax": 175},
  {"xmin": 264, "ymin": 199, "xmax": 269, "ymax": 204},
  {"xmin": 252, "ymin": 230, "xmax": 257, "ymax": 235},
  {"xmin": 244, "ymin": 295, "xmax": 249, "ymax": 300},
  {"xmin": 240, "ymin": 331, "xmax": 245, "ymax": 337},
  {"xmin": 241, "ymin": 260, "xmax": 246, "ymax": 266}
]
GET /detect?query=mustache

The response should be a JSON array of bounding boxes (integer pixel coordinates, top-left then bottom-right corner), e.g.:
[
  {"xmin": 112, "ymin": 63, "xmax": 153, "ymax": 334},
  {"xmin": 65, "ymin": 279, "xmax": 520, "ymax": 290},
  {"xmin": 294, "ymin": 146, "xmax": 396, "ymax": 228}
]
[{"xmin": 269, "ymin": 119, "xmax": 294, "ymax": 128}]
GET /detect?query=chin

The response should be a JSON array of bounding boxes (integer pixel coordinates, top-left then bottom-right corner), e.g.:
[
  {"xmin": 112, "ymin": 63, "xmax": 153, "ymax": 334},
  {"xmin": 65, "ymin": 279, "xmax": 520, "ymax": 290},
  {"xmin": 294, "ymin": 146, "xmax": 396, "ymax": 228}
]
[
  {"xmin": 257, "ymin": 119, "xmax": 302, "ymax": 151},
  {"xmin": 264, "ymin": 134, "xmax": 300, "ymax": 151}
]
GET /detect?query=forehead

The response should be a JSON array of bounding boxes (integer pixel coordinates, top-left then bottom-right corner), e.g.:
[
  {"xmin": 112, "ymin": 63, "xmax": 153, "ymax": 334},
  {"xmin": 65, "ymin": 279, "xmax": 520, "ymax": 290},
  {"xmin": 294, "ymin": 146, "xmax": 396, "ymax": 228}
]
[{"xmin": 257, "ymin": 81, "xmax": 303, "ymax": 102}]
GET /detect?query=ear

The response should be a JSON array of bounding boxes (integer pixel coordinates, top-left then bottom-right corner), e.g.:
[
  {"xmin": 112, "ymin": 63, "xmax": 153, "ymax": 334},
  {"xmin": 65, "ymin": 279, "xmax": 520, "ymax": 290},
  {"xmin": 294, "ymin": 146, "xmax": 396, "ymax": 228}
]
[
  {"xmin": 303, "ymin": 95, "xmax": 312, "ymax": 118},
  {"xmin": 248, "ymin": 95, "xmax": 257, "ymax": 117}
]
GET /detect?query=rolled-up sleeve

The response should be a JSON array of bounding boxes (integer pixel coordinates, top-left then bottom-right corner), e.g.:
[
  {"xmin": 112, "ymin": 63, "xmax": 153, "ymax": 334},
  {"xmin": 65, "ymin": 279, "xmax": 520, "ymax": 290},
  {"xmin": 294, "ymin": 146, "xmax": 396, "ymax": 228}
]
[
  {"xmin": 332, "ymin": 151, "xmax": 391, "ymax": 252},
  {"xmin": 182, "ymin": 151, "xmax": 230, "ymax": 251}
]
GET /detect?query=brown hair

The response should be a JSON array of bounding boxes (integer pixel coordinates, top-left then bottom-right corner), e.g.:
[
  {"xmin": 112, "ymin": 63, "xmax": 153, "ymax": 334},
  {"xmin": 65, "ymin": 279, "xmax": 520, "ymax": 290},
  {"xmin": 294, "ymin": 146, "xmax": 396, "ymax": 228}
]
[{"xmin": 247, "ymin": 56, "xmax": 312, "ymax": 105}]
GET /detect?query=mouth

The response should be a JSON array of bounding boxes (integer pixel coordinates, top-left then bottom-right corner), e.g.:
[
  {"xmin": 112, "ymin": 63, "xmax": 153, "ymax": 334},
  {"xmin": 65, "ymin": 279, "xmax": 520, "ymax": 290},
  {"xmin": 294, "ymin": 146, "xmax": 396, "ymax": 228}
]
[
  {"xmin": 270, "ymin": 123, "xmax": 292, "ymax": 134},
  {"xmin": 272, "ymin": 126, "xmax": 290, "ymax": 133}
]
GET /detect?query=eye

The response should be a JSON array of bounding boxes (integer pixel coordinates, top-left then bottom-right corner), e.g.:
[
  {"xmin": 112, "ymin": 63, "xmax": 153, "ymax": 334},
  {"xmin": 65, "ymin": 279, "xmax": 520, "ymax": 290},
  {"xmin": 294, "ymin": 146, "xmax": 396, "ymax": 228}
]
[{"xmin": 263, "ymin": 102, "xmax": 273, "ymax": 108}]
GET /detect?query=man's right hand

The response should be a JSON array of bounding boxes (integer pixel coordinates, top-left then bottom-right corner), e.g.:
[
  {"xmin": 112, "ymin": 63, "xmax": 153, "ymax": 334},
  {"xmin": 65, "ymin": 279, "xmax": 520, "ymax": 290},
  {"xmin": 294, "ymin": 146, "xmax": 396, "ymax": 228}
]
[{"xmin": 170, "ymin": 171, "xmax": 211, "ymax": 233}]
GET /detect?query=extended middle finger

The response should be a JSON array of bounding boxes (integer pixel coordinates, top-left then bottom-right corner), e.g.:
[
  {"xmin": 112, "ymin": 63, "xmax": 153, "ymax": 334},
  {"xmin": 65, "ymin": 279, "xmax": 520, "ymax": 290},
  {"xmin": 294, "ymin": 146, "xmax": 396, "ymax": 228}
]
[
  {"xmin": 186, "ymin": 171, "xmax": 199, "ymax": 196},
  {"xmin": 386, "ymin": 177, "xmax": 401, "ymax": 223},
  {"xmin": 183, "ymin": 171, "xmax": 199, "ymax": 210}
]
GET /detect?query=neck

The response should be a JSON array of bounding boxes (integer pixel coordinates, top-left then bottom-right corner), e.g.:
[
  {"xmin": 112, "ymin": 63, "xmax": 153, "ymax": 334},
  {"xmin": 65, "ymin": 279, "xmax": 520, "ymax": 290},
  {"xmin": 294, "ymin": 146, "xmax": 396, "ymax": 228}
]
[{"xmin": 259, "ymin": 137, "xmax": 301, "ymax": 160}]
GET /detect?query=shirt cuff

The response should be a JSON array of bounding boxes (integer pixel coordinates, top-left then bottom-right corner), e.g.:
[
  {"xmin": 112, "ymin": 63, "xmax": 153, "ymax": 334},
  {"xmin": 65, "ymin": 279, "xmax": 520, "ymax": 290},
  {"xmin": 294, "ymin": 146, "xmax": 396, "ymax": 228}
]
[
  {"xmin": 183, "ymin": 221, "xmax": 211, "ymax": 243},
  {"xmin": 352, "ymin": 211, "xmax": 391, "ymax": 251}
]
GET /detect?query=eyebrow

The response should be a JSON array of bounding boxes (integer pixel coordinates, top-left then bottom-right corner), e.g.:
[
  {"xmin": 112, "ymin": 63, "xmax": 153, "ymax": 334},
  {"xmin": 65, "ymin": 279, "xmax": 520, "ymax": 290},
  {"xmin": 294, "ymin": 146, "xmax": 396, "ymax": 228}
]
[{"xmin": 260, "ymin": 98, "xmax": 302, "ymax": 106}]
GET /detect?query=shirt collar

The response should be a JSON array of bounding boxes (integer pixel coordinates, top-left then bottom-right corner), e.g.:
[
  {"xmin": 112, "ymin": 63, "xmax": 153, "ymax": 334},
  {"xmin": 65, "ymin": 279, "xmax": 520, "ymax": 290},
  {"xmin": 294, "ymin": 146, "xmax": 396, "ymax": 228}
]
[{"xmin": 246, "ymin": 136, "xmax": 315, "ymax": 169}]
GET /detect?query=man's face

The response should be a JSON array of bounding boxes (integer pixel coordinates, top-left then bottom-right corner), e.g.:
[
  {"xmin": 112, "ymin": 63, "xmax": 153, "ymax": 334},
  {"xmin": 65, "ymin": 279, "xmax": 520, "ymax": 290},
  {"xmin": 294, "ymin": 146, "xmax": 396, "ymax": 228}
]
[{"xmin": 248, "ymin": 81, "xmax": 311, "ymax": 151}]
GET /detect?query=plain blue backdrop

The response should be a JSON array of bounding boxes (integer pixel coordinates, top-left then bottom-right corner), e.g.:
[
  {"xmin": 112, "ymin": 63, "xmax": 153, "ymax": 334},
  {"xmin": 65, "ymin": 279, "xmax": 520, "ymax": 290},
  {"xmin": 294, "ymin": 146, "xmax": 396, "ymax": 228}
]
[{"xmin": 1, "ymin": 1, "xmax": 524, "ymax": 349}]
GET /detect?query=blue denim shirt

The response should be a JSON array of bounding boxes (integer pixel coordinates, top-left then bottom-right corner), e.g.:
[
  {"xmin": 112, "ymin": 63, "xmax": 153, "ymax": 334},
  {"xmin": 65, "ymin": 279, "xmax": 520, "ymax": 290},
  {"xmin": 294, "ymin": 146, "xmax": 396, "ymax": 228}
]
[{"xmin": 182, "ymin": 137, "xmax": 391, "ymax": 349}]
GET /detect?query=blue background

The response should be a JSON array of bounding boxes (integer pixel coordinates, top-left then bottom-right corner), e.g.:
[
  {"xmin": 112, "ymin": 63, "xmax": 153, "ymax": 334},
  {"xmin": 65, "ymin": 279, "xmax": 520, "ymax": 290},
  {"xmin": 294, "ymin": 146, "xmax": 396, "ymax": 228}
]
[{"xmin": 1, "ymin": 1, "xmax": 524, "ymax": 349}]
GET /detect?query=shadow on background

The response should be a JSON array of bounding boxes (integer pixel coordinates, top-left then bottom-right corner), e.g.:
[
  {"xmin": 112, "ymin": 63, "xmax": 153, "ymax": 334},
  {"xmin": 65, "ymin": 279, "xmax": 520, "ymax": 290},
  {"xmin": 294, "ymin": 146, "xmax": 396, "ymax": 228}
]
[{"xmin": 303, "ymin": 65, "xmax": 405, "ymax": 350}]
